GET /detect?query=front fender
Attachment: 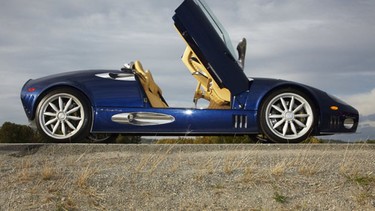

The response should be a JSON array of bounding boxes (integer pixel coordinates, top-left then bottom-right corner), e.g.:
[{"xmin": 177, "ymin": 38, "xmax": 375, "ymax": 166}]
[
  {"xmin": 243, "ymin": 78, "xmax": 359, "ymax": 135},
  {"xmin": 243, "ymin": 78, "xmax": 323, "ymax": 111}
]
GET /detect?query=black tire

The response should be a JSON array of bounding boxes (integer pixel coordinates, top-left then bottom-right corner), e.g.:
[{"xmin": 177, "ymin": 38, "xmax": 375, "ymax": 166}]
[
  {"xmin": 35, "ymin": 88, "xmax": 91, "ymax": 142},
  {"xmin": 86, "ymin": 133, "xmax": 119, "ymax": 143},
  {"xmin": 259, "ymin": 88, "xmax": 316, "ymax": 143}
]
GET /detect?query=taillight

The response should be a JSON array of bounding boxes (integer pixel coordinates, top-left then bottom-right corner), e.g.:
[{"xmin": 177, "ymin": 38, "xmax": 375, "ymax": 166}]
[{"xmin": 27, "ymin": 87, "xmax": 36, "ymax": 92}]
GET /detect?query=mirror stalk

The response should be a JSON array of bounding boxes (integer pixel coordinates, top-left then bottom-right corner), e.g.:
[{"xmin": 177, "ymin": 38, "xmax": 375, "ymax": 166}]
[{"xmin": 237, "ymin": 38, "xmax": 247, "ymax": 70}]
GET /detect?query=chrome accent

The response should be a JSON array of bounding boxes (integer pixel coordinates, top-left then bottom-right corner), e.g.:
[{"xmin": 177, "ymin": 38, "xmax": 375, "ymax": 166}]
[
  {"xmin": 112, "ymin": 112, "xmax": 175, "ymax": 126},
  {"xmin": 343, "ymin": 118, "xmax": 354, "ymax": 129},
  {"xmin": 244, "ymin": 115, "xmax": 248, "ymax": 128},
  {"xmin": 237, "ymin": 38, "xmax": 247, "ymax": 69},
  {"xmin": 234, "ymin": 114, "xmax": 248, "ymax": 129},
  {"xmin": 234, "ymin": 115, "xmax": 238, "ymax": 128},
  {"xmin": 192, "ymin": 70, "xmax": 208, "ymax": 78},
  {"xmin": 123, "ymin": 62, "xmax": 135, "ymax": 70},
  {"xmin": 95, "ymin": 73, "xmax": 135, "ymax": 81}
]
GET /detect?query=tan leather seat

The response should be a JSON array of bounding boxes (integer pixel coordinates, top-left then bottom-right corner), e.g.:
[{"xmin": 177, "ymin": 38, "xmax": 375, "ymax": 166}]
[{"xmin": 133, "ymin": 61, "xmax": 168, "ymax": 108}]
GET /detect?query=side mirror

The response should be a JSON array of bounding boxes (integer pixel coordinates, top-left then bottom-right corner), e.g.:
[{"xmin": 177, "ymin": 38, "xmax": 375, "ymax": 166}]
[{"xmin": 237, "ymin": 38, "xmax": 247, "ymax": 70}]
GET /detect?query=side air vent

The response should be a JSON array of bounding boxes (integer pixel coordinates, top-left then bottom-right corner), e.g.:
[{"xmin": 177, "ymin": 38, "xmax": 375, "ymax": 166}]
[
  {"xmin": 233, "ymin": 115, "xmax": 248, "ymax": 129},
  {"xmin": 330, "ymin": 116, "xmax": 341, "ymax": 129}
]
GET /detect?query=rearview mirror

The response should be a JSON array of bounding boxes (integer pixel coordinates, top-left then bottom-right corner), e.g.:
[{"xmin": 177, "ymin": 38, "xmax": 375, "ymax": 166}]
[{"xmin": 237, "ymin": 38, "xmax": 247, "ymax": 70}]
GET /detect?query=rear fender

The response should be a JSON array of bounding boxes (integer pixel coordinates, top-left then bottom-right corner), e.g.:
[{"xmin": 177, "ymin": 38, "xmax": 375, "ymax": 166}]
[{"xmin": 21, "ymin": 70, "xmax": 146, "ymax": 120}]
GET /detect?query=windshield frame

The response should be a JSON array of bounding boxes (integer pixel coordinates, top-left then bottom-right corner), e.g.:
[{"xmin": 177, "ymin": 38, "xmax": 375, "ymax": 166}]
[
  {"xmin": 194, "ymin": 0, "xmax": 237, "ymax": 60},
  {"xmin": 173, "ymin": 0, "xmax": 250, "ymax": 95}
]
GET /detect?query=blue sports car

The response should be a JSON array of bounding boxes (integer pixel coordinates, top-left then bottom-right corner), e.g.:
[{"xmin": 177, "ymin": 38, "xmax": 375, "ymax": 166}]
[{"xmin": 20, "ymin": 0, "xmax": 358, "ymax": 143}]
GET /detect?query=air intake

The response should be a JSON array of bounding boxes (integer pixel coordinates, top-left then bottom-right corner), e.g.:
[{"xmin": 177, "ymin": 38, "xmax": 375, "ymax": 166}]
[{"xmin": 233, "ymin": 115, "xmax": 247, "ymax": 129}]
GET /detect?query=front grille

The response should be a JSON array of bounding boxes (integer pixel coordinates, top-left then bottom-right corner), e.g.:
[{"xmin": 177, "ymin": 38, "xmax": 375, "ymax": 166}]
[{"xmin": 330, "ymin": 116, "xmax": 341, "ymax": 129}]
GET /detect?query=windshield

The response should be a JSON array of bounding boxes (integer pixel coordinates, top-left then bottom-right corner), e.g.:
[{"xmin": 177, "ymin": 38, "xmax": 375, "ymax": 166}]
[{"xmin": 194, "ymin": 0, "xmax": 237, "ymax": 59}]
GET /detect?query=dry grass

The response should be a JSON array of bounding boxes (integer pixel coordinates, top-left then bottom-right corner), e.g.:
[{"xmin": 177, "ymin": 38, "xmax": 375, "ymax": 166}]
[
  {"xmin": 1, "ymin": 144, "xmax": 374, "ymax": 210},
  {"xmin": 41, "ymin": 162, "xmax": 56, "ymax": 181},
  {"xmin": 17, "ymin": 159, "xmax": 33, "ymax": 182},
  {"xmin": 77, "ymin": 165, "xmax": 97, "ymax": 188},
  {"xmin": 270, "ymin": 160, "xmax": 288, "ymax": 176}
]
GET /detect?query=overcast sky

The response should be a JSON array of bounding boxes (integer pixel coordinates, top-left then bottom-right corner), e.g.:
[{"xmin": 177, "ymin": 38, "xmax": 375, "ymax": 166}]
[{"xmin": 1, "ymin": 0, "xmax": 374, "ymax": 140}]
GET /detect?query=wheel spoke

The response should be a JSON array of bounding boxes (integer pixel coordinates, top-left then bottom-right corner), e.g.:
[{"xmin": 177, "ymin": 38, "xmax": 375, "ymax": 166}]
[
  {"xmin": 293, "ymin": 103, "xmax": 305, "ymax": 114},
  {"xmin": 45, "ymin": 118, "xmax": 58, "ymax": 126},
  {"xmin": 49, "ymin": 102, "xmax": 59, "ymax": 113},
  {"xmin": 67, "ymin": 115, "xmax": 82, "ymax": 121},
  {"xmin": 61, "ymin": 121, "xmax": 66, "ymax": 136},
  {"xmin": 289, "ymin": 96, "xmax": 295, "ymax": 111},
  {"xmin": 63, "ymin": 98, "xmax": 73, "ymax": 112},
  {"xmin": 295, "ymin": 114, "xmax": 309, "ymax": 118},
  {"xmin": 273, "ymin": 118, "xmax": 286, "ymax": 129},
  {"xmin": 65, "ymin": 120, "xmax": 76, "ymax": 130},
  {"xmin": 280, "ymin": 97, "xmax": 288, "ymax": 111},
  {"xmin": 290, "ymin": 121, "xmax": 298, "ymax": 135},
  {"xmin": 52, "ymin": 121, "xmax": 60, "ymax": 134},
  {"xmin": 269, "ymin": 114, "xmax": 284, "ymax": 119},
  {"xmin": 282, "ymin": 121, "xmax": 289, "ymax": 136},
  {"xmin": 272, "ymin": 105, "xmax": 284, "ymax": 114},
  {"xmin": 58, "ymin": 97, "xmax": 64, "ymax": 111},
  {"xmin": 66, "ymin": 106, "xmax": 81, "ymax": 115},
  {"xmin": 44, "ymin": 112, "xmax": 56, "ymax": 117},
  {"xmin": 293, "ymin": 119, "xmax": 307, "ymax": 128}
]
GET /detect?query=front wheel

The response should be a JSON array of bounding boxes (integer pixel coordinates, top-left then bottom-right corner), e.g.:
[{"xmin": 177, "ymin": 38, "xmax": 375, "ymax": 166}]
[
  {"xmin": 259, "ymin": 89, "xmax": 316, "ymax": 143},
  {"xmin": 35, "ymin": 88, "xmax": 91, "ymax": 142}
]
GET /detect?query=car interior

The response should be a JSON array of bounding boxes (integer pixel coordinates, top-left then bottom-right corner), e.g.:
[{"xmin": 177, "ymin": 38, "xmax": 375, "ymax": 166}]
[
  {"xmin": 132, "ymin": 61, "xmax": 169, "ymax": 108},
  {"xmin": 182, "ymin": 46, "xmax": 231, "ymax": 109},
  {"xmin": 132, "ymin": 45, "xmax": 231, "ymax": 110}
]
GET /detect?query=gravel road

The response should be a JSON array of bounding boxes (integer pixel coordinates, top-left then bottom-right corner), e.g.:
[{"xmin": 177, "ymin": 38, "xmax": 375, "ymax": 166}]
[{"xmin": 1, "ymin": 143, "xmax": 374, "ymax": 210}]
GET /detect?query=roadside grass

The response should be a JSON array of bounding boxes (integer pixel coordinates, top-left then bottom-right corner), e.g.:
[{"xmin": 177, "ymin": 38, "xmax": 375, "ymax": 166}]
[
  {"xmin": 77, "ymin": 165, "xmax": 97, "ymax": 188},
  {"xmin": 17, "ymin": 159, "xmax": 33, "ymax": 182},
  {"xmin": 273, "ymin": 191, "xmax": 288, "ymax": 204},
  {"xmin": 2, "ymin": 143, "xmax": 374, "ymax": 210},
  {"xmin": 41, "ymin": 162, "xmax": 56, "ymax": 181},
  {"xmin": 296, "ymin": 149, "xmax": 327, "ymax": 176}
]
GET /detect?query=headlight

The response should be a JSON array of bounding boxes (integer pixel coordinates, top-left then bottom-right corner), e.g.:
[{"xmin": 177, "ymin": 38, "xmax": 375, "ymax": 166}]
[{"xmin": 343, "ymin": 118, "xmax": 355, "ymax": 129}]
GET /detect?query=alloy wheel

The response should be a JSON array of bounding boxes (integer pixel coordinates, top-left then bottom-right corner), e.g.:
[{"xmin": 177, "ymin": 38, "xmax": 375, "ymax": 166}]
[
  {"xmin": 38, "ymin": 93, "xmax": 85, "ymax": 140},
  {"xmin": 264, "ymin": 92, "xmax": 314, "ymax": 142}
]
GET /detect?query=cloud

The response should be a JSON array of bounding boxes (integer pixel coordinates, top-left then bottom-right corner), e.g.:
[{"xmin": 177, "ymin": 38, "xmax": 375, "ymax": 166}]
[
  {"xmin": 0, "ymin": 0, "xmax": 375, "ymax": 142},
  {"xmin": 344, "ymin": 89, "xmax": 375, "ymax": 116},
  {"xmin": 366, "ymin": 114, "xmax": 375, "ymax": 122},
  {"xmin": 0, "ymin": 0, "xmax": 189, "ymax": 124},
  {"xmin": 333, "ymin": 92, "xmax": 375, "ymax": 141},
  {"xmin": 217, "ymin": 0, "xmax": 375, "ymax": 97}
]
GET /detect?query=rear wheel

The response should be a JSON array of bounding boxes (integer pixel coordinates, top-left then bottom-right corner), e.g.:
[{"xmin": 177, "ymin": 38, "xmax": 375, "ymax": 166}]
[
  {"xmin": 35, "ymin": 88, "xmax": 91, "ymax": 142},
  {"xmin": 259, "ymin": 89, "xmax": 316, "ymax": 143}
]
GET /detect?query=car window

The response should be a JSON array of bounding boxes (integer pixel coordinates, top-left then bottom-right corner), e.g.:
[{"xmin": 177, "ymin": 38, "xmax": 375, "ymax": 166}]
[{"xmin": 194, "ymin": 0, "xmax": 237, "ymax": 59}]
